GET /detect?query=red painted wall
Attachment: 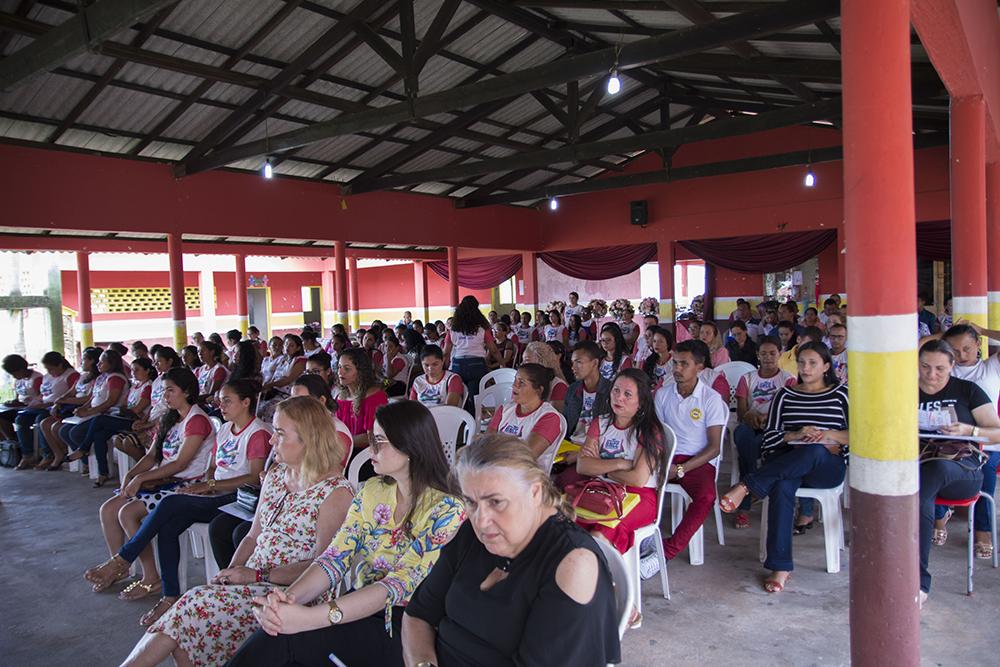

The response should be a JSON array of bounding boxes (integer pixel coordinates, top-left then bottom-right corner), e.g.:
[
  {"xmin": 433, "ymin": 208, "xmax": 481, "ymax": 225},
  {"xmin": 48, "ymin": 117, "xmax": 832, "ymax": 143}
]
[
  {"xmin": 356, "ymin": 263, "xmax": 491, "ymax": 310},
  {"xmin": 714, "ymin": 266, "xmax": 763, "ymax": 297}
]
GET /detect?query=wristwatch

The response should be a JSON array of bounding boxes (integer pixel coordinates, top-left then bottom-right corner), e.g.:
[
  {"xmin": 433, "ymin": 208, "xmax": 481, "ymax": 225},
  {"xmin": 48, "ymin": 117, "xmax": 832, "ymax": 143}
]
[
  {"xmin": 207, "ymin": 478, "xmax": 217, "ymax": 492},
  {"xmin": 675, "ymin": 464, "xmax": 685, "ymax": 479},
  {"xmin": 416, "ymin": 663, "xmax": 438, "ymax": 667},
  {"xmin": 327, "ymin": 600, "xmax": 344, "ymax": 625}
]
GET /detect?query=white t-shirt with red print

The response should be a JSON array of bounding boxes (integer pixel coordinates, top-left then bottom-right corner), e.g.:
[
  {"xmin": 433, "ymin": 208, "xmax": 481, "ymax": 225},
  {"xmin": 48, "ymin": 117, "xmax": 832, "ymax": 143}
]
[
  {"xmin": 548, "ymin": 377, "xmax": 569, "ymax": 403},
  {"xmin": 15, "ymin": 370, "xmax": 44, "ymax": 407},
  {"xmin": 213, "ymin": 417, "xmax": 272, "ymax": 481},
  {"xmin": 124, "ymin": 380, "xmax": 153, "ymax": 419},
  {"xmin": 40, "ymin": 368, "xmax": 79, "ymax": 404},
  {"xmin": 735, "ymin": 370, "xmax": 797, "ymax": 417},
  {"xmin": 586, "ymin": 415, "xmax": 656, "ymax": 488},
  {"xmin": 197, "ymin": 363, "xmax": 229, "ymax": 396},
  {"xmin": 488, "ymin": 401, "xmax": 563, "ymax": 465},
  {"xmin": 159, "ymin": 404, "xmax": 216, "ymax": 480},
  {"xmin": 409, "ymin": 371, "xmax": 464, "ymax": 407}
]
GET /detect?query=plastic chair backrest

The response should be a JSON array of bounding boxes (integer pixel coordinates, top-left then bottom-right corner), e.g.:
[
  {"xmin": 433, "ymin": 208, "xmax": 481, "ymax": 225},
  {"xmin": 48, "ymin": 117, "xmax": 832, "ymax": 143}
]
[
  {"xmin": 537, "ymin": 411, "xmax": 569, "ymax": 475},
  {"xmin": 429, "ymin": 405, "xmax": 475, "ymax": 465},
  {"xmin": 653, "ymin": 425, "xmax": 678, "ymax": 529},
  {"xmin": 474, "ymin": 382, "xmax": 514, "ymax": 429},
  {"xmin": 593, "ymin": 536, "xmax": 634, "ymax": 640},
  {"xmin": 479, "ymin": 368, "xmax": 517, "ymax": 394},
  {"xmin": 715, "ymin": 361, "xmax": 756, "ymax": 401},
  {"xmin": 347, "ymin": 448, "xmax": 372, "ymax": 491},
  {"xmin": 209, "ymin": 416, "xmax": 223, "ymax": 433}
]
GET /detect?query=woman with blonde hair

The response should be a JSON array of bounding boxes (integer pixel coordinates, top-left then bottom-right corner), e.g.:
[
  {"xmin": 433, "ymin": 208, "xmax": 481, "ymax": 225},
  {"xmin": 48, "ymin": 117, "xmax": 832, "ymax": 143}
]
[
  {"xmin": 403, "ymin": 433, "xmax": 621, "ymax": 667},
  {"xmin": 119, "ymin": 396, "xmax": 355, "ymax": 667},
  {"xmin": 522, "ymin": 341, "xmax": 569, "ymax": 411}
]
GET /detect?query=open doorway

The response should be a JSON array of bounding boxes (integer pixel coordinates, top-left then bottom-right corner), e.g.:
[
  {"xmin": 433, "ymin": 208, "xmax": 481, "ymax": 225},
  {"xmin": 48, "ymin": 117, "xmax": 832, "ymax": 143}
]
[
  {"xmin": 301, "ymin": 286, "xmax": 321, "ymax": 330},
  {"xmin": 248, "ymin": 287, "xmax": 270, "ymax": 337}
]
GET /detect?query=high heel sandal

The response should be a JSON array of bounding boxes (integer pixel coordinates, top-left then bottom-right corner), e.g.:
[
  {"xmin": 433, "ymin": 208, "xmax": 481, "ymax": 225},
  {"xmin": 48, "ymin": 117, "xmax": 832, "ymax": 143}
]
[
  {"xmin": 720, "ymin": 483, "xmax": 750, "ymax": 513},
  {"xmin": 120, "ymin": 579, "xmax": 162, "ymax": 602}
]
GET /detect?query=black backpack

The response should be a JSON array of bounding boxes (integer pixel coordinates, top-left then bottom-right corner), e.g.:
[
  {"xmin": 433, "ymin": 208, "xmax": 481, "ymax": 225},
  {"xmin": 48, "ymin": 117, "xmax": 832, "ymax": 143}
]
[{"xmin": 0, "ymin": 439, "xmax": 21, "ymax": 468}]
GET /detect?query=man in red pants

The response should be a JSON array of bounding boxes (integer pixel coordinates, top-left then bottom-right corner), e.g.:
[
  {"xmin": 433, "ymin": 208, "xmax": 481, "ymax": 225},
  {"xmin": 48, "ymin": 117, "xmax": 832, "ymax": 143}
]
[{"xmin": 643, "ymin": 339, "xmax": 727, "ymax": 577}]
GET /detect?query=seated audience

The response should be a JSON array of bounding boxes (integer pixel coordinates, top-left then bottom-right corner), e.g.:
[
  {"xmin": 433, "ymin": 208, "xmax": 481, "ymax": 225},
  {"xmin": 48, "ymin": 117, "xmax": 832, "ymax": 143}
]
[
  {"xmin": 544, "ymin": 310, "xmax": 569, "ymax": 345},
  {"xmin": 226, "ymin": 401, "xmax": 465, "ymax": 667},
  {"xmin": 120, "ymin": 395, "xmax": 354, "ymax": 667},
  {"xmin": 335, "ymin": 347, "xmax": 389, "ymax": 456},
  {"xmin": 731, "ymin": 338, "xmax": 796, "ymax": 529},
  {"xmin": 645, "ymin": 340, "xmax": 727, "ymax": 577},
  {"xmin": 11, "ymin": 351, "xmax": 77, "ymax": 470},
  {"xmin": 403, "ymin": 434, "xmax": 620, "ymax": 667},
  {"xmin": 38, "ymin": 347, "xmax": 102, "ymax": 469},
  {"xmin": 827, "ymin": 323, "xmax": 848, "ymax": 384},
  {"xmin": 382, "ymin": 334, "xmax": 412, "ymax": 397},
  {"xmin": 258, "ymin": 334, "xmax": 307, "ymax": 421},
  {"xmin": 196, "ymin": 340, "xmax": 229, "ymax": 410},
  {"xmin": 720, "ymin": 342, "xmax": 849, "ymax": 593},
  {"xmin": 698, "ymin": 321, "xmax": 730, "ymax": 368},
  {"xmin": 632, "ymin": 314, "xmax": 660, "ymax": 365},
  {"xmin": 361, "ymin": 331, "xmax": 385, "ymax": 376},
  {"xmin": 111, "ymin": 347, "xmax": 180, "ymax": 463},
  {"xmin": 563, "ymin": 341, "xmax": 612, "ymax": 446},
  {"xmin": 725, "ymin": 320, "xmax": 759, "ymax": 367},
  {"xmin": 410, "ymin": 345, "xmax": 464, "ymax": 408},
  {"xmin": 918, "ymin": 291, "xmax": 941, "ymax": 335},
  {"xmin": 181, "ymin": 345, "xmax": 202, "ymax": 373},
  {"xmin": 490, "ymin": 322, "xmax": 517, "ymax": 369},
  {"xmin": 567, "ymin": 314, "xmax": 590, "ymax": 347},
  {"xmin": 259, "ymin": 336, "xmax": 284, "ymax": 384},
  {"xmin": 641, "ymin": 326, "xmax": 675, "ymax": 390},
  {"xmin": 64, "ymin": 349, "xmax": 131, "ymax": 483},
  {"xmin": 304, "ymin": 351, "xmax": 336, "ymax": 391},
  {"xmin": 247, "ymin": 326, "xmax": 268, "ymax": 359},
  {"xmin": 514, "ymin": 312, "xmax": 534, "ymax": 349},
  {"xmin": 801, "ymin": 307, "xmax": 823, "ymax": 331},
  {"xmin": 522, "ymin": 342, "xmax": 569, "ymax": 412},
  {"xmin": 487, "ymin": 363, "xmax": 564, "ymax": 469},
  {"xmin": 0, "ymin": 354, "xmax": 44, "ymax": 459},
  {"xmin": 301, "ymin": 330, "xmax": 324, "ymax": 358},
  {"xmin": 818, "ymin": 298, "xmax": 839, "ymax": 327},
  {"xmin": 229, "ymin": 340, "xmax": 262, "ymax": 384},
  {"xmin": 599, "ymin": 323, "xmax": 633, "ymax": 381}
]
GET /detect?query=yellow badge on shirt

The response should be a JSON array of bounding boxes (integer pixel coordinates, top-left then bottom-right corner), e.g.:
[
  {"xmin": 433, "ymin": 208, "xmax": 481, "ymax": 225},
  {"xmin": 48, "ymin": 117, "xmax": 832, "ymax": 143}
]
[{"xmin": 690, "ymin": 407, "xmax": 702, "ymax": 421}]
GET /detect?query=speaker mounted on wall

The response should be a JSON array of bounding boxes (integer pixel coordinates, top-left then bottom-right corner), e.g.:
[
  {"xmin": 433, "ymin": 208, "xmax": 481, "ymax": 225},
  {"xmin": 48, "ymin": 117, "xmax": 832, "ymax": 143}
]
[{"xmin": 630, "ymin": 200, "xmax": 648, "ymax": 227}]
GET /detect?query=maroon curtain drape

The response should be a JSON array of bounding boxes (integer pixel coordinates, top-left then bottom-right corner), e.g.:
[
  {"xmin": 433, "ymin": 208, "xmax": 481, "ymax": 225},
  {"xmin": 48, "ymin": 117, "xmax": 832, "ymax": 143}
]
[
  {"xmin": 426, "ymin": 254, "xmax": 522, "ymax": 290},
  {"xmin": 538, "ymin": 243, "xmax": 657, "ymax": 280},
  {"xmin": 916, "ymin": 220, "xmax": 950, "ymax": 261},
  {"xmin": 678, "ymin": 230, "xmax": 836, "ymax": 273}
]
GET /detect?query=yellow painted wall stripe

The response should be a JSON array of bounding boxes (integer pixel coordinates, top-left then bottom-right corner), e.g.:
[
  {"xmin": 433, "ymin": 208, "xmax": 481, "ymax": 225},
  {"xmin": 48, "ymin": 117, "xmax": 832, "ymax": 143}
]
[
  {"xmin": 847, "ymin": 348, "xmax": 918, "ymax": 462},
  {"xmin": 988, "ymin": 291, "xmax": 1000, "ymax": 330}
]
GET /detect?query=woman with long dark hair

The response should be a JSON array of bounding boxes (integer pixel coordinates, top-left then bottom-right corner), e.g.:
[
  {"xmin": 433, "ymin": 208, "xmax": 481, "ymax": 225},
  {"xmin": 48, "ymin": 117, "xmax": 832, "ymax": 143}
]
[
  {"xmin": 258, "ymin": 334, "xmax": 307, "ymax": 421},
  {"xmin": 443, "ymin": 295, "xmax": 500, "ymax": 403},
  {"xmin": 12, "ymin": 350, "xmax": 78, "ymax": 470},
  {"xmin": 642, "ymin": 325, "xmax": 675, "ymax": 389},
  {"xmin": 227, "ymin": 400, "xmax": 465, "ymax": 667},
  {"xmin": 63, "ymin": 349, "xmax": 130, "ymax": 481},
  {"xmin": 720, "ymin": 341, "xmax": 849, "ymax": 594},
  {"xmin": 111, "ymin": 346, "xmax": 181, "ymax": 462},
  {"xmin": 39, "ymin": 346, "xmax": 101, "ymax": 469},
  {"xmin": 335, "ymin": 347, "xmax": 389, "ymax": 454},
  {"xmin": 599, "ymin": 322, "xmax": 632, "ymax": 381},
  {"xmin": 229, "ymin": 339, "xmax": 261, "ymax": 384}
]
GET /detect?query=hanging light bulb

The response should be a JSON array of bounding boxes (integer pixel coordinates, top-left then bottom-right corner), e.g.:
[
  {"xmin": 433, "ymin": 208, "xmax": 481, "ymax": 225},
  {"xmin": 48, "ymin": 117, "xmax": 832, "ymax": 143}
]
[
  {"xmin": 804, "ymin": 168, "xmax": 816, "ymax": 187},
  {"xmin": 263, "ymin": 159, "xmax": 273, "ymax": 179},
  {"xmin": 549, "ymin": 197, "xmax": 558, "ymax": 211},
  {"xmin": 607, "ymin": 70, "xmax": 621, "ymax": 95}
]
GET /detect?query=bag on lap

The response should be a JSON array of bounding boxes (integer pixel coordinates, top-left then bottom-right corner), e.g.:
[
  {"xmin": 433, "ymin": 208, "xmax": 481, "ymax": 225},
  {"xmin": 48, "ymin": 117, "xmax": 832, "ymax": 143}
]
[
  {"xmin": 919, "ymin": 439, "xmax": 987, "ymax": 470},
  {"xmin": 236, "ymin": 484, "xmax": 261, "ymax": 513},
  {"xmin": 565, "ymin": 479, "xmax": 627, "ymax": 519}
]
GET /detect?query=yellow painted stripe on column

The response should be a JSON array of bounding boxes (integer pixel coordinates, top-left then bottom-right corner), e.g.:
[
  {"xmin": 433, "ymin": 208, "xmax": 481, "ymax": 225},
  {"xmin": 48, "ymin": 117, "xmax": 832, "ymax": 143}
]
[
  {"xmin": 79, "ymin": 323, "xmax": 94, "ymax": 349},
  {"xmin": 237, "ymin": 316, "xmax": 248, "ymax": 335},
  {"xmin": 847, "ymin": 348, "xmax": 918, "ymax": 462},
  {"xmin": 173, "ymin": 321, "xmax": 187, "ymax": 351},
  {"xmin": 989, "ymin": 292, "xmax": 1000, "ymax": 330},
  {"xmin": 659, "ymin": 299, "xmax": 674, "ymax": 322}
]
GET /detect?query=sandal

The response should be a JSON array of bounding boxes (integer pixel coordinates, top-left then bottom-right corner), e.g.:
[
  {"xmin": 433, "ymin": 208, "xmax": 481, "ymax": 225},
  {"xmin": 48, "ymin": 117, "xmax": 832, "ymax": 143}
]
[
  {"xmin": 975, "ymin": 542, "xmax": 994, "ymax": 560},
  {"xmin": 85, "ymin": 555, "xmax": 130, "ymax": 592},
  {"xmin": 47, "ymin": 454, "xmax": 66, "ymax": 470},
  {"xmin": 66, "ymin": 449, "xmax": 87, "ymax": 462},
  {"xmin": 15, "ymin": 457, "xmax": 38, "ymax": 470},
  {"xmin": 763, "ymin": 572, "xmax": 791, "ymax": 594},
  {"xmin": 734, "ymin": 512, "xmax": 751, "ymax": 530},
  {"xmin": 720, "ymin": 483, "xmax": 749, "ymax": 514},
  {"xmin": 119, "ymin": 579, "xmax": 162, "ymax": 602},
  {"xmin": 628, "ymin": 607, "xmax": 642, "ymax": 630},
  {"xmin": 93, "ymin": 475, "xmax": 112, "ymax": 488},
  {"xmin": 931, "ymin": 528, "xmax": 948, "ymax": 547},
  {"xmin": 793, "ymin": 517, "xmax": 815, "ymax": 536},
  {"xmin": 34, "ymin": 457, "xmax": 54, "ymax": 470},
  {"xmin": 139, "ymin": 596, "xmax": 177, "ymax": 627}
]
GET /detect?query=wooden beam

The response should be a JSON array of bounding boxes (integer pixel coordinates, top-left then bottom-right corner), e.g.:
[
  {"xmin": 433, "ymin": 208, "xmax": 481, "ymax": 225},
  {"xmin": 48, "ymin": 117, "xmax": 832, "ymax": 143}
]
[
  {"xmin": 398, "ymin": 0, "xmax": 417, "ymax": 97},
  {"xmin": 412, "ymin": 0, "xmax": 462, "ymax": 73},
  {"xmin": 0, "ymin": 0, "xmax": 178, "ymax": 91},
  {"xmin": 346, "ymin": 98, "xmax": 841, "ymax": 193},
  {"xmin": 457, "ymin": 133, "xmax": 949, "ymax": 208},
  {"xmin": 176, "ymin": 0, "xmax": 840, "ymax": 177}
]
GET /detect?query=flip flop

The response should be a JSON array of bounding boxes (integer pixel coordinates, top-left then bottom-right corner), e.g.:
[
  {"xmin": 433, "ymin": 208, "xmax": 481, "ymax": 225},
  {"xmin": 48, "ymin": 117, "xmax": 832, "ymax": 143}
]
[{"xmin": 764, "ymin": 573, "xmax": 790, "ymax": 594}]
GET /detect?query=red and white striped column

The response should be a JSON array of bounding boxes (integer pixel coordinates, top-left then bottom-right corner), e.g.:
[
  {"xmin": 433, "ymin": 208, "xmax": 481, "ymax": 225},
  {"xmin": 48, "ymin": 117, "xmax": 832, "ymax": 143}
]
[
  {"xmin": 75, "ymin": 251, "xmax": 94, "ymax": 350},
  {"xmin": 234, "ymin": 254, "xmax": 248, "ymax": 335},
  {"xmin": 842, "ymin": 0, "xmax": 920, "ymax": 663},
  {"xmin": 951, "ymin": 95, "xmax": 988, "ymax": 348},
  {"xmin": 167, "ymin": 232, "xmax": 187, "ymax": 350},
  {"xmin": 656, "ymin": 241, "xmax": 675, "ymax": 325},
  {"xmin": 987, "ymin": 161, "xmax": 1000, "ymax": 331}
]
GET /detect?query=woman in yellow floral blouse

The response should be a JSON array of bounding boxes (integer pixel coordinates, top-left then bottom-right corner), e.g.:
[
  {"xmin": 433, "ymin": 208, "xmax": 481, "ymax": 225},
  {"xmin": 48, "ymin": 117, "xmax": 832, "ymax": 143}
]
[{"xmin": 228, "ymin": 399, "xmax": 465, "ymax": 667}]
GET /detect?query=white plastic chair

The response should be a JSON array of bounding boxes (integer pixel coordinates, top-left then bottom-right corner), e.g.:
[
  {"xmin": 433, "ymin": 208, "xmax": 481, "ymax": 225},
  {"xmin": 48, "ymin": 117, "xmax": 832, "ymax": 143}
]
[
  {"xmin": 473, "ymin": 383, "xmax": 513, "ymax": 433},
  {"xmin": 716, "ymin": 361, "xmax": 755, "ymax": 485},
  {"xmin": 479, "ymin": 368, "xmax": 517, "ymax": 394},
  {"xmin": 593, "ymin": 537, "xmax": 635, "ymax": 641},
  {"xmin": 429, "ymin": 405, "xmax": 475, "ymax": 465},
  {"xmin": 185, "ymin": 522, "xmax": 221, "ymax": 583},
  {"xmin": 348, "ymin": 448, "xmax": 372, "ymax": 491},
  {"xmin": 665, "ymin": 426, "xmax": 727, "ymax": 564},
  {"xmin": 88, "ymin": 449, "xmax": 117, "ymax": 481},
  {"xmin": 536, "ymin": 412, "xmax": 568, "ymax": 475},
  {"xmin": 115, "ymin": 449, "xmax": 136, "ymax": 488},
  {"xmin": 209, "ymin": 416, "xmax": 223, "ymax": 432},
  {"xmin": 623, "ymin": 426, "xmax": 677, "ymax": 621},
  {"xmin": 758, "ymin": 482, "xmax": 846, "ymax": 574}
]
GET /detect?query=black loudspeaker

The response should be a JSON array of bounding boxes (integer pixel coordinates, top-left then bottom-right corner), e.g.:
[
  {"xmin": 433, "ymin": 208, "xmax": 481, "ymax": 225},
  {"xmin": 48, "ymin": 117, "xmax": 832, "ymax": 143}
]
[{"xmin": 630, "ymin": 200, "xmax": 648, "ymax": 226}]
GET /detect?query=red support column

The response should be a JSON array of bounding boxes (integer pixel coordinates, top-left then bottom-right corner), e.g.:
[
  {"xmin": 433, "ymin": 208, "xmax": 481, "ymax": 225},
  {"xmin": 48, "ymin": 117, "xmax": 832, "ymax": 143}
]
[
  {"xmin": 447, "ymin": 246, "xmax": 460, "ymax": 308},
  {"xmin": 656, "ymin": 241, "xmax": 675, "ymax": 325},
  {"xmin": 413, "ymin": 260, "xmax": 429, "ymax": 324},
  {"xmin": 519, "ymin": 251, "xmax": 539, "ymax": 317},
  {"xmin": 167, "ymin": 232, "xmax": 187, "ymax": 350},
  {"xmin": 842, "ymin": 1, "xmax": 920, "ymax": 663},
  {"xmin": 334, "ymin": 241, "xmax": 349, "ymax": 328},
  {"xmin": 836, "ymin": 228, "xmax": 847, "ymax": 301},
  {"xmin": 951, "ymin": 95, "xmax": 989, "ymax": 346},
  {"xmin": 349, "ymin": 257, "xmax": 360, "ymax": 331},
  {"xmin": 321, "ymin": 268, "xmax": 336, "ymax": 333},
  {"xmin": 989, "ymin": 162, "xmax": 1000, "ymax": 330},
  {"xmin": 817, "ymin": 237, "xmax": 840, "ymax": 303},
  {"xmin": 234, "ymin": 254, "xmax": 248, "ymax": 335},
  {"xmin": 75, "ymin": 251, "xmax": 94, "ymax": 350}
]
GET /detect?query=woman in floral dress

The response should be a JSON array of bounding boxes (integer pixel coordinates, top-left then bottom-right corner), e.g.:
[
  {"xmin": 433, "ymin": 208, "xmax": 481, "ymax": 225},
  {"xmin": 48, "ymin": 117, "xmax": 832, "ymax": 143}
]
[{"xmin": 120, "ymin": 396, "xmax": 355, "ymax": 667}]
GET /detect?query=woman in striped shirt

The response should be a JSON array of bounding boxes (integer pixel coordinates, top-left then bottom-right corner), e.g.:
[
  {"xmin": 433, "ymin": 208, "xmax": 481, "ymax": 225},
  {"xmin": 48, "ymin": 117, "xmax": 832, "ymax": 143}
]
[{"xmin": 720, "ymin": 341, "xmax": 849, "ymax": 593}]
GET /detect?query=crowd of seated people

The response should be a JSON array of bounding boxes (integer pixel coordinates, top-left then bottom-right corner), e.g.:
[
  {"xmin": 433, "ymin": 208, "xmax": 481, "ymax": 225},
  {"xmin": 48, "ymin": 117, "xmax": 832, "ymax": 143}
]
[{"xmin": 6, "ymin": 285, "xmax": 998, "ymax": 665}]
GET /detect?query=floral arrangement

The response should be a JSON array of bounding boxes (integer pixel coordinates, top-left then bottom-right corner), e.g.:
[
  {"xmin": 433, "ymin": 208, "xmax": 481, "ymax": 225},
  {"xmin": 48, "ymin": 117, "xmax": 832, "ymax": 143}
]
[
  {"xmin": 587, "ymin": 298, "xmax": 608, "ymax": 318},
  {"xmin": 544, "ymin": 300, "xmax": 566, "ymax": 314},
  {"xmin": 610, "ymin": 298, "xmax": 634, "ymax": 321},
  {"xmin": 639, "ymin": 297, "xmax": 659, "ymax": 316}
]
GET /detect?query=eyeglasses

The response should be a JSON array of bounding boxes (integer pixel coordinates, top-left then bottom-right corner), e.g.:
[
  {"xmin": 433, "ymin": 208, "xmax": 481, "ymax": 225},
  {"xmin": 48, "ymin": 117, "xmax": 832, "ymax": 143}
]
[{"xmin": 370, "ymin": 434, "xmax": 391, "ymax": 454}]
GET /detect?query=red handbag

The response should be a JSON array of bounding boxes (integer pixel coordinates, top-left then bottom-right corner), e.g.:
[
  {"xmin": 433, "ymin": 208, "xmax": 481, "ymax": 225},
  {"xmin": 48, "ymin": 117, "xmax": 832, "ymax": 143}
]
[{"xmin": 566, "ymin": 479, "xmax": 627, "ymax": 519}]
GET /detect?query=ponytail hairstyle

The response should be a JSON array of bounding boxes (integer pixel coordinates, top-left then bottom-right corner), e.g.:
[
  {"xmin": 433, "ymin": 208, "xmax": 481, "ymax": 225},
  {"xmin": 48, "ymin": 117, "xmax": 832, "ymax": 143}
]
[
  {"xmin": 608, "ymin": 369, "xmax": 668, "ymax": 492},
  {"xmin": 600, "ymin": 322, "xmax": 628, "ymax": 373},
  {"xmin": 131, "ymin": 357, "xmax": 157, "ymax": 382},
  {"xmin": 152, "ymin": 367, "xmax": 200, "ymax": 462},
  {"xmin": 222, "ymin": 377, "xmax": 262, "ymax": 418},
  {"xmin": 80, "ymin": 347, "xmax": 103, "ymax": 383},
  {"xmin": 293, "ymin": 373, "xmax": 334, "ymax": 411},
  {"xmin": 40, "ymin": 351, "xmax": 72, "ymax": 373},
  {"xmin": 454, "ymin": 433, "xmax": 575, "ymax": 519},
  {"xmin": 101, "ymin": 348, "xmax": 126, "ymax": 376},
  {"xmin": 517, "ymin": 363, "xmax": 555, "ymax": 402}
]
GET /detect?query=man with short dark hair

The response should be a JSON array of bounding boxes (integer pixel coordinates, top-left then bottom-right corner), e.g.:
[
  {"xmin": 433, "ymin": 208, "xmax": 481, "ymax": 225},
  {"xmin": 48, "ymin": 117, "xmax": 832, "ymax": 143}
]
[
  {"xmin": 563, "ymin": 341, "xmax": 612, "ymax": 445},
  {"xmin": 917, "ymin": 291, "xmax": 940, "ymax": 334}
]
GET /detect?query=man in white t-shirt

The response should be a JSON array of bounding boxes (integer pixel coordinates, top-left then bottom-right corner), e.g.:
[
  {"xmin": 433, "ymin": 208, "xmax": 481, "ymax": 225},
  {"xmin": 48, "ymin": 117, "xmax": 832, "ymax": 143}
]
[
  {"xmin": 827, "ymin": 323, "xmax": 848, "ymax": 385},
  {"xmin": 564, "ymin": 291, "xmax": 583, "ymax": 319},
  {"xmin": 645, "ymin": 340, "xmax": 727, "ymax": 576}
]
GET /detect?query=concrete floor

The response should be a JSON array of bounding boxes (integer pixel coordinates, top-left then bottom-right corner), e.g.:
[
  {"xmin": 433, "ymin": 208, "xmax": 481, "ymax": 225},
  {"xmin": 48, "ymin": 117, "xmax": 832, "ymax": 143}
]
[{"xmin": 1, "ymin": 465, "xmax": 997, "ymax": 667}]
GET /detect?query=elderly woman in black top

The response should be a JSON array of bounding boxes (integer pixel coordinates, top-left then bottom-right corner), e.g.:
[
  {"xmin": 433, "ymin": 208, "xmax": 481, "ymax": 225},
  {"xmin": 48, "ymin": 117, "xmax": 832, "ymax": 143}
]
[{"xmin": 403, "ymin": 434, "xmax": 621, "ymax": 667}]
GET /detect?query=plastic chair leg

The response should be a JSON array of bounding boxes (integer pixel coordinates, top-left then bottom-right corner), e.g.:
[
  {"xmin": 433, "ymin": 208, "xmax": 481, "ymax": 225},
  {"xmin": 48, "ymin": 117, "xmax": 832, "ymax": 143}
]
[
  {"xmin": 966, "ymin": 508, "xmax": 974, "ymax": 595},
  {"xmin": 625, "ymin": 544, "xmax": 642, "ymax": 617},
  {"xmin": 654, "ymin": 530, "xmax": 670, "ymax": 600},
  {"xmin": 819, "ymin": 496, "xmax": 841, "ymax": 574},
  {"xmin": 759, "ymin": 498, "xmax": 769, "ymax": 563},
  {"xmin": 714, "ymin": 500, "xmax": 725, "ymax": 546}
]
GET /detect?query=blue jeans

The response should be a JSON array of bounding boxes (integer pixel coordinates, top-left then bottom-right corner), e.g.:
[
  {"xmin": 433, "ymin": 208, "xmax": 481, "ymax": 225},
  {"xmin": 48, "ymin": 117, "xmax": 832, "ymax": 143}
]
[
  {"xmin": 734, "ymin": 424, "xmax": 763, "ymax": 511},
  {"xmin": 66, "ymin": 414, "xmax": 133, "ymax": 476},
  {"xmin": 119, "ymin": 491, "xmax": 236, "ymax": 596},
  {"xmin": 451, "ymin": 356, "xmax": 487, "ymax": 407},
  {"xmin": 14, "ymin": 407, "xmax": 49, "ymax": 457},
  {"xmin": 919, "ymin": 459, "xmax": 984, "ymax": 592},
  {"xmin": 933, "ymin": 451, "xmax": 1000, "ymax": 532},
  {"xmin": 743, "ymin": 444, "xmax": 847, "ymax": 572}
]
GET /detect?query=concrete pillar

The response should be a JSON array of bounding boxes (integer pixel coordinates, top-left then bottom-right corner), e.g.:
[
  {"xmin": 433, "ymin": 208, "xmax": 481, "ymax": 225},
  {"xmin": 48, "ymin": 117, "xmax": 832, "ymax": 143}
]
[
  {"xmin": 842, "ymin": 1, "xmax": 920, "ymax": 664},
  {"xmin": 950, "ymin": 95, "xmax": 988, "ymax": 351},
  {"xmin": 656, "ymin": 241, "xmax": 675, "ymax": 325},
  {"xmin": 518, "ymin": 251, "xmax": 539, "ymax": 315},
  {"xmin": 447, "ymin": 246, "xmax": 460, "ymax": 308},
  {"xmin": 987, "ymin": 162, "xmax": 1000, "ymax": 330},
  {"xmin": 234, "ymin": 254, "xmax": 248, "ymax": 335},
  {"xmin": 198, "ymin": 270, "xmax": 217, "ymax": 335},
  {"xmin": 349, "ymin": 257, "xmax": 360, "ymax": 331},
  {"xmin": 75, "ymin": 251, "xmax": 94, "ymax": 350},
  {"xmin": 413, "ymin": 260, "xmax": 428, "ymax": 324},
  {"xmin": 334, "ymin": 240, "xmax": 349, "ymax": 328},
  {"xmin": 167, "ymin": 232, "xmax": 187, "ymax": 350},
  {"xmin": 321, "ymin": 269, "xmax": 336, "ymax": 331}
]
